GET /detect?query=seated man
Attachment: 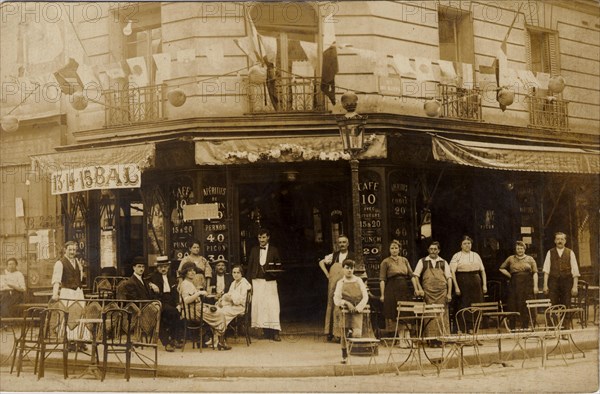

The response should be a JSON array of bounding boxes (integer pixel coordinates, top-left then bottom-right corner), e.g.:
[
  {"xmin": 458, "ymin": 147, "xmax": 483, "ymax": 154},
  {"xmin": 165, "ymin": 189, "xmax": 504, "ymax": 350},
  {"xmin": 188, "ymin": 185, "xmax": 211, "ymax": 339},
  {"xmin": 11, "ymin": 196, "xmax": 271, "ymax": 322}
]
[
  {"xmin": 213, "ymin": 259, "xmax": 233, "ymax": 299},
  {"xmin": 148, "ymin": 256, "xmax": 183, "ymax": 352},
  {"xmin": 117, "ymin": 256, "xmax": 159, "ymax": 300},
  {"xmin": 333, "ymin": 259, "xmax": 369, "ymax": 364},
  {"xmin": 0, "ymin": 258, "xmax": 26, "ymax": 318}
]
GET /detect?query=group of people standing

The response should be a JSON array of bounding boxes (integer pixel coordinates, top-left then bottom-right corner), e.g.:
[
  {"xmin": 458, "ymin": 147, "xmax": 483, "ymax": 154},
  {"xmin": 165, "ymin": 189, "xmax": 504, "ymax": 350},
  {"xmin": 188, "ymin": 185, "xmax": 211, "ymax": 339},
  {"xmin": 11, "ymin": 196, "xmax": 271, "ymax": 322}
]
[{"xmin": 320, "ymin": 231, "xmax": 582, "ymax": 359}]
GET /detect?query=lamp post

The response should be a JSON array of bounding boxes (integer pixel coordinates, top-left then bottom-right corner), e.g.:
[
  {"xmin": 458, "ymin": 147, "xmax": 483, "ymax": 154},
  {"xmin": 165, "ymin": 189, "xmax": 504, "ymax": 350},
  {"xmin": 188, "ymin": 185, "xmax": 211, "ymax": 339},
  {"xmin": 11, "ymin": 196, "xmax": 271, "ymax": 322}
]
[{"xmin": 336, "ymin": 91, "xmax": 368, "ymax": 273}]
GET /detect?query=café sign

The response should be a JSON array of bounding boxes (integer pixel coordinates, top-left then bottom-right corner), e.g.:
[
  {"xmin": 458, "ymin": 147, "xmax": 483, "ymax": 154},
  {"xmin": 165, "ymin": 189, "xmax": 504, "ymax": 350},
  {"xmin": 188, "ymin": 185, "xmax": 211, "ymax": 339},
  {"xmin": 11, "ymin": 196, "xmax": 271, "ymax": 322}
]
[{"xmin": 51, "ymin": 163, "xmax": 141, "ymax": 195}]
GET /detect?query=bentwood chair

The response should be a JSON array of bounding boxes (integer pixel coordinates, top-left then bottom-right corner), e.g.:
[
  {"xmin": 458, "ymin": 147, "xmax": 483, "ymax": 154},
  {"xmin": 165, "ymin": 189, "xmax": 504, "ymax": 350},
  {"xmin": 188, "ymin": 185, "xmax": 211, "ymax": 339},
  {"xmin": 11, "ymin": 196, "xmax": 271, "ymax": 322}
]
[
  {"xmin": 36, "ymin": 307, "xmax": 70, "ymax": 379},
  {"xmin": 101, "ymin": 307, "xmax": 133, "ymax": 381},
  {"xmin": 230, "ymin": 288, "xmax": 252, "ymax": 346},
  {"xmin": 12, "ymin": 307, "xmax": 45, "ymax": 377},
  {"xmin": 128, "ymin": 300, "xmax": 161, "ymax": 378},
  {"xmin": 521, "ymin": 304, "xmax": 568, "ymax": 368},
  {"xmin": 180, "ymin": 295, "xmax": 208, "ymax": 352}
]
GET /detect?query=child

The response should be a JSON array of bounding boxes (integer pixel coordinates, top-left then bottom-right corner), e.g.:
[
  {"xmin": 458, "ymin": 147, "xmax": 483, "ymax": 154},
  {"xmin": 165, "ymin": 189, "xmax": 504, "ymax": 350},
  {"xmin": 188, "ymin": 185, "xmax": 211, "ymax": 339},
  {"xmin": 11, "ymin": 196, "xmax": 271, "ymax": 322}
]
[{"xmin": 333, "ymin": 259, "xmax": 369, "ymax": 364}]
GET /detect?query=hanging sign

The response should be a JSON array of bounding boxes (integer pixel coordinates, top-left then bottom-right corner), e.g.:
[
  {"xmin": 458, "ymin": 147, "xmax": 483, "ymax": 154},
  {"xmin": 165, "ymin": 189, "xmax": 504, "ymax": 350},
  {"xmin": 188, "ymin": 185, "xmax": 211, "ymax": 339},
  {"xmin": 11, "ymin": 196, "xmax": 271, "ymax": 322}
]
[
  {"xmin": 182, "ymin": 203, "xmax": 220, "ymax": 221},
  {"xmin": 51, "ymin": 164, "xmax": 141, "ymax": 195}
]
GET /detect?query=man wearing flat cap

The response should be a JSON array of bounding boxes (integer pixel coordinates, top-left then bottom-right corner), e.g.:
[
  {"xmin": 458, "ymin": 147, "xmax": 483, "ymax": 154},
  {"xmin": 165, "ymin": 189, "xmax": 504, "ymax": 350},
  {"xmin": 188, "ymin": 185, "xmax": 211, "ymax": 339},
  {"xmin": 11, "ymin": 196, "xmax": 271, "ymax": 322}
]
[
  {"xmin": 149, "ymin": 256, "xmax": 183, "ymax": 352},
  {"xmin": 213, "ymin": 258, "xmax": 233, "ymax": 299}
]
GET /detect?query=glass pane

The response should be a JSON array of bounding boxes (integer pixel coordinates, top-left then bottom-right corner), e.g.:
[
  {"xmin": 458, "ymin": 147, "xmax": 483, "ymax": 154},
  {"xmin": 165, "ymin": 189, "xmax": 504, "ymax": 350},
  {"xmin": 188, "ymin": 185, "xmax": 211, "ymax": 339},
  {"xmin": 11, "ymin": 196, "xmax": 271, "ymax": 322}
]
[
  {"xmin": 530, "ymin": 32, "xmax": 544, "ymax": 73},
  {"xmin": 439, "ymin": 18, "xmax": 456, "ymax": 62}
]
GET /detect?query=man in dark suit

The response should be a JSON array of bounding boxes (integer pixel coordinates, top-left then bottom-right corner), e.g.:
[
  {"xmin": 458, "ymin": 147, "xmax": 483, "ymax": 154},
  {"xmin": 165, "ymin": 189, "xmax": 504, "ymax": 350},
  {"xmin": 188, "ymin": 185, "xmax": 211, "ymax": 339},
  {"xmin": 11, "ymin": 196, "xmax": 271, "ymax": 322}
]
[
  {"xmin": 117, "ymin": 256, "xmax": 157, "ymax": 300},
  {"xmin": 148, "ymin": 256, "xmax": 183, "ymax": 352},
  {"xmin": 213, "ymin": 258, "xmax": 233, "ymax": 298},
  {"xmin": 246, "ymin": 228, "xmax": 282, "ymax": 341}
]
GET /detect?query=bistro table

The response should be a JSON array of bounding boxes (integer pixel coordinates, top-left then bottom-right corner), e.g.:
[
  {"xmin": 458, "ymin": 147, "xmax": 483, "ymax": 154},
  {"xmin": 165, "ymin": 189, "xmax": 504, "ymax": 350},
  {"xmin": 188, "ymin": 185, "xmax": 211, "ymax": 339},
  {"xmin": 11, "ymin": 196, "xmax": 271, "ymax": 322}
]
[{"xmin": 74, "ymin": 318, "xmax": 103, "ymax": 380}]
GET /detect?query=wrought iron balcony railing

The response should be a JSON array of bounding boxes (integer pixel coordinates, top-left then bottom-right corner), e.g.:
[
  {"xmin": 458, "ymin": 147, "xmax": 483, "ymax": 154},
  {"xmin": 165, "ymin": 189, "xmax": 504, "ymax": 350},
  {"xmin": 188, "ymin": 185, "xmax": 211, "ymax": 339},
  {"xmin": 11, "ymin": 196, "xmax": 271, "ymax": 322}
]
[
  {"xmin": 247, "ymin": 76, "xmax": 328, "ymax": 114},
  {"xmin": 104, "ymin": 84, "xmax": 166, "ymax": 127},
  {"xmin": 528, "ymin": 95, "xmax": 569, "ymax": 132},
  {"xmin": 439, "ymin": 84, "xmax": 482, "ymax": 121}
]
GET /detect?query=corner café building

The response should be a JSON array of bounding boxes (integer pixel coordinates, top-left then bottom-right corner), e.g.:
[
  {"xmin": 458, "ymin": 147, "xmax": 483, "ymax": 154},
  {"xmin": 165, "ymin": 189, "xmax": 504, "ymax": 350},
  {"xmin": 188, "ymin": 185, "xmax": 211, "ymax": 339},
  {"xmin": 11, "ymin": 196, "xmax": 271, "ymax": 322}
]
[{"xmin": 31, "ymin": 113, "xmax": 599, "ymax": 323}]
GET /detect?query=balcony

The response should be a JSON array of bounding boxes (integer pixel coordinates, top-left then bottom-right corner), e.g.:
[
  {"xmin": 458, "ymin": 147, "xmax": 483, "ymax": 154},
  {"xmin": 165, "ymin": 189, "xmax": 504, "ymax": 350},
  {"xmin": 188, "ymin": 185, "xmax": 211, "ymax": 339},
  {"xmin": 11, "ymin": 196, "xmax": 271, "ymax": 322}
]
[
  {"xmin": 528, "ymin": 95, "xmax": 569, "ymax": 132},
  {"xmin": 439, "ymin": 84, "xmax": 482, "ymax": 121},
  {"xmin": 104, "ymin": 84, "xmax": 166, "ymax": 127},
  {"xmin": 247, "ymin": 76, "xmax": 328, "ymax": 114}
]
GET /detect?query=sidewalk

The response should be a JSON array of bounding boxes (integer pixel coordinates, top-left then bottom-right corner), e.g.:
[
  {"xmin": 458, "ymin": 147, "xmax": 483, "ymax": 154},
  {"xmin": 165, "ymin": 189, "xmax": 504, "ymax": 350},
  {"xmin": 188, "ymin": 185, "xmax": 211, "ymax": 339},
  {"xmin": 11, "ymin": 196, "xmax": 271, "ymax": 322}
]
[{"xmin": 2, "ymin": 325, "xmax": 598, "ymax": 378}]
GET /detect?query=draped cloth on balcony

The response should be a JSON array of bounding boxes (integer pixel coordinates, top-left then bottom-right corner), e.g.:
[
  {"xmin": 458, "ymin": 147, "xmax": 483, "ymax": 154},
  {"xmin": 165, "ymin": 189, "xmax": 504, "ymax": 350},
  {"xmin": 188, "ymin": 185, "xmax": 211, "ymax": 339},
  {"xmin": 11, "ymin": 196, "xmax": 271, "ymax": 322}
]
[
  {"xmin": 431, "ymin": 135, "xmax": 600, "ymax": 174},
  {"xmin": 193, "ymin": 135, "xmax": 387, "ymax": 165}
]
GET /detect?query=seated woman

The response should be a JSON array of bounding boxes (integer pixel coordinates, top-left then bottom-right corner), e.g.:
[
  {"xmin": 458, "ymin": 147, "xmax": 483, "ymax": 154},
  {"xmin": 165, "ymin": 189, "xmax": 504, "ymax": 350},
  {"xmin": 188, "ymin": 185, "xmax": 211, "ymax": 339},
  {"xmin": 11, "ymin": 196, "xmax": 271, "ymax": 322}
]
[
  {"xmin": 333, "ymin": 259, "xmax": 369, "ymax": 364},
  {"xmin": 217, "ymin": 265, "xmax": 252, "ymax": 327},
  {"xmin": 179, "ymin": 262, "xmax": 231, "ymax": 350}
]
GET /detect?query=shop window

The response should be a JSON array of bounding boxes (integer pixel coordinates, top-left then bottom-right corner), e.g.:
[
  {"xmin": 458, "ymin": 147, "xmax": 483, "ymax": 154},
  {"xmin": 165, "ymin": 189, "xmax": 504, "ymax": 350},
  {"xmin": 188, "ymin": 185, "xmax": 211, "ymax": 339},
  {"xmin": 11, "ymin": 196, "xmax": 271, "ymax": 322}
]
[{"xmin": 247, "ymin": 2, "xmax": 326, "ymax": 113}]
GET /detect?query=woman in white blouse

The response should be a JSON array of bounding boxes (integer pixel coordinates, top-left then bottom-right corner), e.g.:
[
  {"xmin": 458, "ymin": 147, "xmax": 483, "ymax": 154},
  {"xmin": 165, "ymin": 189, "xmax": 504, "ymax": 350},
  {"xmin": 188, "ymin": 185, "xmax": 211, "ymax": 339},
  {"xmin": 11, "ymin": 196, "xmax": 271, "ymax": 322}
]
[
  {"xmin": 217, "ymin": 265, "xmax": 252, "ymax": 327},
  {"xmin": 450, "ymin": 236, "xmax": 487, "ymax": 331}
]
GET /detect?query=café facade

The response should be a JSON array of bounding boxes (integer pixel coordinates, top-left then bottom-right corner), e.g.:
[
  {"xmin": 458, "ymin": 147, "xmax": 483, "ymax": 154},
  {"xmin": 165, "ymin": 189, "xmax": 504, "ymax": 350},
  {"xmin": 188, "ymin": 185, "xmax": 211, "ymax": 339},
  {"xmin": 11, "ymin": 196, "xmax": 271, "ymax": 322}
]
[{"xmin": 1, "ymin": 1, "xmax": 598, "ymax": 320}]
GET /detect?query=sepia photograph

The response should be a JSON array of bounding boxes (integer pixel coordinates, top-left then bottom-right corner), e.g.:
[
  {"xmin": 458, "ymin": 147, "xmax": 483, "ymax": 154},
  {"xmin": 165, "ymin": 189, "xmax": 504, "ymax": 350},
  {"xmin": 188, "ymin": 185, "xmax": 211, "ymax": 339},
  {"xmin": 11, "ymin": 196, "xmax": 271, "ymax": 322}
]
[{"xmin": 0, "ymin": 1, "xmax": 598, "ymax": 392}]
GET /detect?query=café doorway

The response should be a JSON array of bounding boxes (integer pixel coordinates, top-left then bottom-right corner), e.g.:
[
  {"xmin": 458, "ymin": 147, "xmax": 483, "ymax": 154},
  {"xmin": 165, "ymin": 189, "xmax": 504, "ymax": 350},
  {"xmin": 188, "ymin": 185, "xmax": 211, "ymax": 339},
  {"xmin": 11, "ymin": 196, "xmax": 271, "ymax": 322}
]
[{"xmin": 238, "ymin": 175, "xmax": 351, "ymax": 329}]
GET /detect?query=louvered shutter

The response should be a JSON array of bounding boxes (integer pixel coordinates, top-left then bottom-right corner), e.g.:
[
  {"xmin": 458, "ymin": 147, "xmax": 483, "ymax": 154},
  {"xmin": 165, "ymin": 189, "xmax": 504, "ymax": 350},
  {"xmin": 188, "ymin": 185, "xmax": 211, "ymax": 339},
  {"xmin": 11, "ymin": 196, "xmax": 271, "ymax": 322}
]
[
  {"xmin": 525, "ymin": 29, "xmax": 532, "ymax": 70},
  {"xmin": 547, "ymin": 33, "xmax": 559, "ymax": 76}
]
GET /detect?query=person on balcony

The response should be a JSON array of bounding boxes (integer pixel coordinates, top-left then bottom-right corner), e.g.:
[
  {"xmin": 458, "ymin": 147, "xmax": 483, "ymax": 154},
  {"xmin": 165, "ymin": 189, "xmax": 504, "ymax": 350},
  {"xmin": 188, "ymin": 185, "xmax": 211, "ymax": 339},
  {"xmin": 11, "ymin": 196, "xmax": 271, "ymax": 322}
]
[
  {"xmin": 179, "ymin": 261, "xmax": 230, "ymax": 350},
  {"xmin": 246, "ymin": 228, "xmax": 282, "ymax": 342},
  {"xmin": 318, "ymin": 235, "xmax": 354, "ymax": 342},
  {"xmin": 177, "ymin": 240, "xmax": 212, "ymax": 290},
  {"xmin": 0, "ymin": 258, "xmax": 26, "ymax": 318},
  {"xmin": 333, "ymin": 259, "xmax": 369, "ymax": 364},
  {"xmin": 499, "ymin": 241, "xmax": 539, "ymax": 329}
]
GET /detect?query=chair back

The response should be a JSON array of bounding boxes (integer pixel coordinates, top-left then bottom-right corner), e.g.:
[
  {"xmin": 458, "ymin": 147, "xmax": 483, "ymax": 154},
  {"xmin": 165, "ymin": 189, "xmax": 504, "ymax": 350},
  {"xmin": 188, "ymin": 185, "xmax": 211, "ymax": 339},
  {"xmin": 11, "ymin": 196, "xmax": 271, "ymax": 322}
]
[
  {"xmin": 396, "ymin": 301, "xmax": 426, "ymax": 316},
  {"xmin": 180, "ymin": 294, "xmax": 204, "ymax": 327},
  {"xmin": 243, "ymin": 288, "xmax": 252, "ymax": 316},
  {"xmin": 455, "ymin": 307, "xmax": 483, "ymax": 337},
  {"xmin": 93, "ymin": 276, "xmax": 128, "ymax": 299},
  {"xmin": 102, "ymin": 307, "xmax": 132, "ymax": 347},
  {"xmin": 18, "ymin": 307, "xmax": 45, "ymax": 344},
  {"xmin": 526, "ymin": 298, "xmax": 552, "ymax": 328},
  {"xmin": 471, "ymin": 301, "xmax": 501, "ymax": 313},
  {"xmin": 39, "ymin": 307, "xmax": 69, "ymax": 345},
  {"xmin": 485, "ymin": 280, "xmax": 503, "ymax": 303},
  {"xmin": 543, "ymin": 304, "xmax": 567, "ymax": 334},
  {"xmin": 135, "ymin": 301, "xmax": 161, "ymax": 345}
]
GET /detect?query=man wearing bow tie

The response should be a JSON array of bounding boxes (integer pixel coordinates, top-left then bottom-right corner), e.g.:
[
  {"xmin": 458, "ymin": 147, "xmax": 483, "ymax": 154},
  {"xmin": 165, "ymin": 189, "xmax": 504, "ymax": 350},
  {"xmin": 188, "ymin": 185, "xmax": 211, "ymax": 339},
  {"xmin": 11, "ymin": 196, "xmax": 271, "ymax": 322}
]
[
  {"xmin": 246, "ymin": 228, "xmax": 282, "ymax": 341},
  {"xmin": 148, "ymin": 256, "xmax": 183, "ymax": 352}
]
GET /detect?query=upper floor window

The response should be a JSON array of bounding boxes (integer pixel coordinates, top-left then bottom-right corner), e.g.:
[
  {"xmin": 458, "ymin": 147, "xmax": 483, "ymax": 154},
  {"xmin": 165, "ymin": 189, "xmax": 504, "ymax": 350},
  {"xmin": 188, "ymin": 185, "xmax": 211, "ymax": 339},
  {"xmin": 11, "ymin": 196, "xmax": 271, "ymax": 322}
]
[
  {"xmin": 124, "ymin": 4, "xmax": 161, "ymax": 86},
  {"xmin": 438, "ymin": 7, "xmax": 474, "ymax": 64},
  {"xmin": 526, "ymin": 27, "xmax": 559, "ymax": 75}
]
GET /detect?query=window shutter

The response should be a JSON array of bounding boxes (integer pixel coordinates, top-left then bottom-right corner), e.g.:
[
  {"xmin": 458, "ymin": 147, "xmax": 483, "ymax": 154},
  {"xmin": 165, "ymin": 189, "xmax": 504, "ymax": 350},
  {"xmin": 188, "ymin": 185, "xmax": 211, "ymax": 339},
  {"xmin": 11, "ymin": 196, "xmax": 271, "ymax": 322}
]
[{"xmin": 547, "ymin": 33, "xmax": 559, "ymax": 76}]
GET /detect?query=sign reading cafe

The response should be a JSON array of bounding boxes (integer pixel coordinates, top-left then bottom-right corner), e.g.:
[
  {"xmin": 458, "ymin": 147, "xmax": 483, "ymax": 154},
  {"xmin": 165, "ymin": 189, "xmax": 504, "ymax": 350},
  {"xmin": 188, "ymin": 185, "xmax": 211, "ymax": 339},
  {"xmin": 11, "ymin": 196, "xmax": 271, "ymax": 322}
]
[{"xmin": 51, "ymin": 163, "xmax": 141, "ymax": 195}]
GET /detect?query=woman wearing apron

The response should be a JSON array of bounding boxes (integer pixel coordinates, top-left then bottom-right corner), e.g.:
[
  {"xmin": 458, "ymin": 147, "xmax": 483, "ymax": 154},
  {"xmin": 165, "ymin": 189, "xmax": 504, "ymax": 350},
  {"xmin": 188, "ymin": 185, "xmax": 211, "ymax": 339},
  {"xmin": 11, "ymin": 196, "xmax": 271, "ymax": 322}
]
[
  {"xmin": 413, "ymin": 241, "xmax": 452, "ymax": 346},
  {"xmin": 499, "ymin": 241, "xmax": 539, "ymax": 329},
  {"xmin": 450, "ymin": 236, "xmax": 487, "ymax": 332},
  {"xmin": 379, "ymin": 240, "xmax": 419, "ymax": 330}
]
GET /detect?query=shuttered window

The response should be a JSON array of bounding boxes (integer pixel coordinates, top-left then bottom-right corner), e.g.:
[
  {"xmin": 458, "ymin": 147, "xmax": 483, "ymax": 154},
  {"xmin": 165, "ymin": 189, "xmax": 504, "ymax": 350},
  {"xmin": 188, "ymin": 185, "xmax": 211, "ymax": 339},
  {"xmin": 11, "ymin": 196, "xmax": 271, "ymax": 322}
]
[{"xmin": 525, "ymin": 27, "xmax": 560, "ymax": 76}]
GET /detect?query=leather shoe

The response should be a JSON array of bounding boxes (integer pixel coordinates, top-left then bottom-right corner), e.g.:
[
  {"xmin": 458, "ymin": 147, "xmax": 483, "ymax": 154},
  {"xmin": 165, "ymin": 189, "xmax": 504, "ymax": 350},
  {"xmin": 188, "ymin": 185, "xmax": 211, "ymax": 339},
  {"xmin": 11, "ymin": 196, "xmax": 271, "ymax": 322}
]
[
  {"xmin": 165, "ymin": 343, "xmax": 175, "ymax": 352},
  {"xmin": 272, "ymin": 332, "xmax": 281, "ymax": 342},
  {"xmin": 173, "ymin": 340, "xmax": 184, "ymax": 349}
]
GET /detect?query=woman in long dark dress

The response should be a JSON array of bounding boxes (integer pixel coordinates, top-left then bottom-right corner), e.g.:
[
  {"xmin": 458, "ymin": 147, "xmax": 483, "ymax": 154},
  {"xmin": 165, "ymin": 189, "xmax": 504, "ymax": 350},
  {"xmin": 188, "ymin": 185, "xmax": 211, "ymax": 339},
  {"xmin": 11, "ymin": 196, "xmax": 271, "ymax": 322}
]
[
  {"xmin": 379, "ymin": 240, "xmax": 419, "ymax": 329},
  {"xmin": 499, "ymin": 241, "xmax": 539, "ymax": 329},
  {"xmin": 450, "ymin": 236, "xmax": 487, "ymax": 331}
]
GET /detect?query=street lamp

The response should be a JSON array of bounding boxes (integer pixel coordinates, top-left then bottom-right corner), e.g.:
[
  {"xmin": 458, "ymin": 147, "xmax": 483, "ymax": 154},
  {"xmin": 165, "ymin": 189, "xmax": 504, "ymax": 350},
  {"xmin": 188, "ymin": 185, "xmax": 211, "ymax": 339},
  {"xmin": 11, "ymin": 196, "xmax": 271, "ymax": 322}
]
[{"xmin": 336, "ymin": 91, "xmax": 368, "ymax": 273}]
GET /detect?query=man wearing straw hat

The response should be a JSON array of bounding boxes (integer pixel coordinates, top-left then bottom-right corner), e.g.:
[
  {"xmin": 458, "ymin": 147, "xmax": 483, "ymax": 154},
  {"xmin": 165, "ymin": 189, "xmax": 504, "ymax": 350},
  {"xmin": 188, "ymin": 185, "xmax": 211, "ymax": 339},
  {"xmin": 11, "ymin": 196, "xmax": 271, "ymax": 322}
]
[{"xmin": 149, "ymin": 256, "xmax": 183, "ymax": 352}]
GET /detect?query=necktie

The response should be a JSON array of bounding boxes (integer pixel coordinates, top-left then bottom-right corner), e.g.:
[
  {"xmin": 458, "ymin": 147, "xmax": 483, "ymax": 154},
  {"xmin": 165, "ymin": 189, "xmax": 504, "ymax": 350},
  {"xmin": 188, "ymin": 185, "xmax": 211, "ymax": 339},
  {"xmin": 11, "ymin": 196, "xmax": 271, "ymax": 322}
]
[{"xmin": 260, "ymin": 246, "xmax": 266, "ymax": 250}]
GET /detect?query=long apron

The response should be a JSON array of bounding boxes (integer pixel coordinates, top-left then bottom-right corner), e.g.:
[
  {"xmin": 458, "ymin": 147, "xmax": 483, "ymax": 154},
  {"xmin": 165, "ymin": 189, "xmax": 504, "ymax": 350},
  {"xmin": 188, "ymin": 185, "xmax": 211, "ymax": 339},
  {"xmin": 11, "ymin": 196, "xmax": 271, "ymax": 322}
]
[
  {"xmin": 422, "ymin": 262, "xmax": 449, "ymax": 337},
  {"xmin": 508, "ymin": 271, "xmax": 534, "ymax": 328},
  {"xmin": 455, "ymin": 271, "xmax": 483, "ymax": 331},
  {"xmin": 383, "ymin": 275, "xmax": 411, "ymax": 321},
  {"xmin": 324, "ymin": 262, "xmax": 344, "ymax": 335}
]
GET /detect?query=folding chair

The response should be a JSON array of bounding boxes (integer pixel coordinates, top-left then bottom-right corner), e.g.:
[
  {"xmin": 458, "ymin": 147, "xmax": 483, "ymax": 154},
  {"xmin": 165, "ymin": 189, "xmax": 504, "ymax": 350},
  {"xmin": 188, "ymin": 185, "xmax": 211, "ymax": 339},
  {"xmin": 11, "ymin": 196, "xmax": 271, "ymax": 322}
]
[
  {"xmin": 101, "ymin": 307, "xmax": 133, "ymax": 381},
  {"xmin": 570, "ymin": 280, "xmax": 589, "ymax": 328},
  {"xmin": 437, "ymin": 307, "xmax": 485, "ymax": 379},
  {"xmin": 382, "ymin": 301, "xmax": 426, "ymax": 375},
  {"xmin": 526, "ymin": 298, "xmax": 552, "ymax": 329},
  {"xmin": 521, "ymin": 304, "xmax": 567, "ymax": 368},
  {"xmin": 230, "ymin": 288, "xmax": 252, "ymax": 346}
]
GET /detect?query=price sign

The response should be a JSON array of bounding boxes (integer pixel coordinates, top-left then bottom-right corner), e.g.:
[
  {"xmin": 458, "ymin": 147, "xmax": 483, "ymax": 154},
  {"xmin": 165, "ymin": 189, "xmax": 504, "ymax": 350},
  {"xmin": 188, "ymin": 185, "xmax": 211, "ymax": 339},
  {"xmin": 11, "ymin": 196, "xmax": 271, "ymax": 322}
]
[
  {"xmin": 359, "ymin": 170, "xmax": 383, "ymax": 276},
  {"xmin": 202, "ymin": 181, "xmax": 228, "ymax": 264},
  {"xmin": 389, "ymin": 172, "xmax": 411, "ymax": 258},
  {"xmin": 170, "ymin": 177, "xmax": 195, "ymax": 260}
]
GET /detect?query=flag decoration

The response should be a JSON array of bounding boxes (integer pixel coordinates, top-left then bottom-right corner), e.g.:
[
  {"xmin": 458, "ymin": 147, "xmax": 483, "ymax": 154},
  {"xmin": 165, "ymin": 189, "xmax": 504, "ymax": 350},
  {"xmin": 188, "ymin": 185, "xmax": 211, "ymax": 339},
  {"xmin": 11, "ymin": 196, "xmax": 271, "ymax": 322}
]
[
  {"xmin": 392, "ymin": 55, "xmax": 416, "ymax": 79},
  {"xmin": 153, "ymin": 53, "xmax": 172, "ymax": 84},
  {"xmin": 126, "ymin": 56, "xmax": 149, "ymax": 87},
  {"xmin": 53, "ymin": 58, "xmax": 83, "ymax": 95},
  {"xmin": 321, "ymin": 44, "xmax": 338, "ymax": 105},
  {"xmin": 414, "ymin": 57, "xmax": 436, "ymax": 81}
]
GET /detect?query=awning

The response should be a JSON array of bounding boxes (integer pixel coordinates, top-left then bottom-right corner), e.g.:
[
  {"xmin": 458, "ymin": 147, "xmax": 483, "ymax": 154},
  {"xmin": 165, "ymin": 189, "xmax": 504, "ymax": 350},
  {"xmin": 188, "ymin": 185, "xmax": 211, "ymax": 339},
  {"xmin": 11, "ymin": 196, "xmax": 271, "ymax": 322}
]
[
  {"xmin": 432, "ymin": 136, "xmax": 600, "ymax": 174},
  {"xmin": 194, "ymin": 134, "xmax": 387, "ymax": 165},
  {"xmin": 31, "ymin": 143, "xmax": 156, "ymax": 195}
]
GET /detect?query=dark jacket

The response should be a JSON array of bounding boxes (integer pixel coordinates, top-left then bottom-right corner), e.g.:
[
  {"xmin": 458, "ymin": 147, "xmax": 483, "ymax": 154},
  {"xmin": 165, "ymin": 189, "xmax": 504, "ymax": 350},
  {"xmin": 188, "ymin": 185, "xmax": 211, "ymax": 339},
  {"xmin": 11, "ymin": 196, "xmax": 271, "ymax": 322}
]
[
  {"xmin": 214, "ymin": 273, "xmax": 234, "ymax": 294},
  {"xmin": 117, "ymin": 274, "xmax": 152, "ymax": 300},
  {"xmin": 148, "ymin": 270, "xmax": 179, "ymax": 307},
  {"xmin": 247, "ymin": 244, "xmax": 281, "ymax": 281}
]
